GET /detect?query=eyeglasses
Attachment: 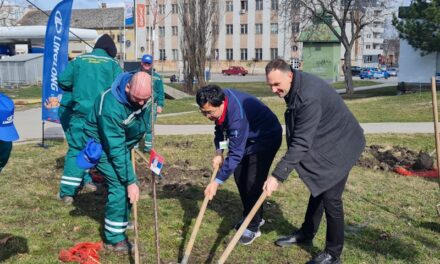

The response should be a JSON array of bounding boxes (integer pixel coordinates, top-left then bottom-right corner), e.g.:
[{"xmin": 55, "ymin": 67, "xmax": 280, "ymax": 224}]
[{"xmin": 199, "ymin": 108, "xmax": 217, "ymax": 116}]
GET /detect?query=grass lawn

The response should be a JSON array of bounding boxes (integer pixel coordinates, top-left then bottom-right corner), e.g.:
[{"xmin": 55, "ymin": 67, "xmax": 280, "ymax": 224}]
[
  {"xmin": 158, "ymin": 87, "xmax": 436, "ymax": 125},
  {"xmin": 0, "ymin": 85, "xmax": 41, "ymax": 99},
  {"xmin": 1, "ymin": 134, "xmax": 439, "ymax": 263},
  {"xmin": 167, "ymin": 80, "xmax": 381, "ymax": 97}
]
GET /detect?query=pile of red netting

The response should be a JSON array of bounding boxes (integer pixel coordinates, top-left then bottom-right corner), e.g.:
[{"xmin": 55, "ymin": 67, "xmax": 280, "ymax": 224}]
[
  {"xmin": 59, "ymin": 242, "xmax": 102, "ymax": 264},
  {"xmin": 394, "ymin": 166, "xmax": 439, "ymax": 178}
]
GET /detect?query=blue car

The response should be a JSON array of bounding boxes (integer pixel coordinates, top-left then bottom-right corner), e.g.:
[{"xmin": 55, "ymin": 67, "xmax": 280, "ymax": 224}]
[{"xmin": 360, "ymin": 67, "xmax": 389, "ymax": 79}]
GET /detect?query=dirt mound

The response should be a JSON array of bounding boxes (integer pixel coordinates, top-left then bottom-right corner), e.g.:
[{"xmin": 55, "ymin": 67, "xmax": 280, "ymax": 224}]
[
  {"xmin": 135, "ymin": 157, "xmax": 211, "ymax": 190},
  {"xmin": 357, "ymin": 145, "xmax": 433, "ymax": 171}
]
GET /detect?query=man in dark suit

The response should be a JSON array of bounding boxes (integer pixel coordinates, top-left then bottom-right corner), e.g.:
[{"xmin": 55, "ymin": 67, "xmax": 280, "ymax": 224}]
[{"xmin": 263, "ymin": 59, "xmax": 365, "ymax": 264}]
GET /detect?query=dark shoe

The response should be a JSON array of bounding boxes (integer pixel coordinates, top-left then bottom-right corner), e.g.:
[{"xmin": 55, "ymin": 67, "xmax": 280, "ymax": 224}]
[
  {"xmin": 234, "ymin": 218, "xmax": 265, "ymax": 230},
  {"xmin": 104, "ymin": 239, "xmax": 133, "ymax": 254},
  {"xmin": 307, "ymin": 251, "xmax": 341, "ymax": 264},
  {"xmin": 275, "ymin": 229, "xmax": 313, "ymax": 247},
  {"xmin": 238, "ymin": 228, "xmax": 261, "ymax": 245}
]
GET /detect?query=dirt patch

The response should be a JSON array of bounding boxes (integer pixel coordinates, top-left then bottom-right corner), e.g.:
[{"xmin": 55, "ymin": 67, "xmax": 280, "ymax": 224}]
[
  {"xmin": 135, "ymin": 157, "xmax": 211, "ymax": 191},
  {"xmin": 164, "ymin": 140, "xmax": 193, "ymax": 148},
  {"xmin": 357, "ymin": 145, "xmax": 434, "ymax": 171}
]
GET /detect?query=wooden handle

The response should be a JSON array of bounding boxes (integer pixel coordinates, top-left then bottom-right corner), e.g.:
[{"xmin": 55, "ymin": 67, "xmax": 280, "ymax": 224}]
[
  {"xmin": 131, "ymin": 149, "xmax": 140, "ymax": 264},
  {"xmin": 181, "ymin": 166, "xmax": 219, "ymax": 264},
  {"xmin": 217, "ymin": 192, "xmax": 267, "ymax": 264},
  {"xmin": 431, "ymin": 77, "xmax": 440, "ymax": 191}
]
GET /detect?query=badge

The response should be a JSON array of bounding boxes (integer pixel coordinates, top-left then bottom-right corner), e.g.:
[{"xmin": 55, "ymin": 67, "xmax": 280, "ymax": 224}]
[{"xmin": 219, "ymin": 140, "xmax": 229, "ymax": 150}]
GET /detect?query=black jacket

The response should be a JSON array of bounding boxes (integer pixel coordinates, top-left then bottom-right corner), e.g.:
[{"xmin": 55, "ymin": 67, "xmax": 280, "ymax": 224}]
[{"xmin": 272, "ymin": 70, "xmax": 365, "ymax": 197}]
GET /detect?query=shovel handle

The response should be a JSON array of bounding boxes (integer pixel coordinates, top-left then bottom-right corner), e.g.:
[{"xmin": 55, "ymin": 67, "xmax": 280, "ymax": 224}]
[{"xmin": 181, "ymin": 166, "xmax": 219, "ymax": 264}]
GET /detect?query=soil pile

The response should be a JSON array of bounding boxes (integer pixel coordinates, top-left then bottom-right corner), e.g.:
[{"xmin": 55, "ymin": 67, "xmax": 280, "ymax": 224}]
[{"xmin": 357, "ymin": 145, "xmax": 433, "ymax": 171}]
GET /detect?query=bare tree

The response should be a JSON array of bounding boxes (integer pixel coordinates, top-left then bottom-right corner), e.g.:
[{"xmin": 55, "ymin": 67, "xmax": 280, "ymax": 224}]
[
  {"xmin": 281, "ymin": 0, "xmax": 390, "ymax": 96},
  {"xmin": 178, "ymin": 0, "xmax": 218, "ymax": 93}
]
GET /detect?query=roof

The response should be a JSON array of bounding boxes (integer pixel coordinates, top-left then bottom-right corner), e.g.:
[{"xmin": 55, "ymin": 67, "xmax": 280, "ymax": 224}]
[
  {"xmin": 0, "ymin": 53, "xmax": 43, "ymax": 62},
  {"xmin": 299, "ymin": 24, "xmax": 341, "ymax": 43},
  {"xmin": 18, "ymin": 7, "xmax": 126, "ymax": 29}
]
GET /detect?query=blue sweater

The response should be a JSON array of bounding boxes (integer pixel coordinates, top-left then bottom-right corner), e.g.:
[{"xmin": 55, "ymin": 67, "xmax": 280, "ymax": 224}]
[{"xmin": 215, "ymin": 89, "xmax": 282, "ymax": 183}]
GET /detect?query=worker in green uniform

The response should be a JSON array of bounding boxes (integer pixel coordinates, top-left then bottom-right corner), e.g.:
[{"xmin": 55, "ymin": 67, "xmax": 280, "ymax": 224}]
[
  {"xmin": 76, "ymin": 71, "xmax": 152, "ymax": 252},
  {"xmin": 58, "ymin": 34, "xmax": 123, "ymax": 204},
  {"xmin": 0, "ymin": 93, "xmax": 19, "ymax": 173},
  {"xmin": 139, "ymin": 54, "xmax": 164, "ymax": 152}
]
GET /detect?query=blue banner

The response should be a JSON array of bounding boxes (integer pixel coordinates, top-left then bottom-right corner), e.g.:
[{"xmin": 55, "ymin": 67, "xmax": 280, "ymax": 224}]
[
  {"xmin": 41, "ymin": 0, "xmax": 73, "ymax": 123},
  {"xmin": 125, "ymin": 1, "xmax": 134, "ymax": 26}
]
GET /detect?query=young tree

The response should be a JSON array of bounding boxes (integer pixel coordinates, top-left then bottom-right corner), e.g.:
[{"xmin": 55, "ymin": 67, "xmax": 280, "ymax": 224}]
[
  {"xmin": 281, "ymin": 0, "xmax": 390, "ymax": 96},
  {"xmin": 178, "ymin": 0, "xmax": 218, "ymax": 93},
  {"xmin": 392, "ymin": 0, "xmax": 440, "ymax": 56}
]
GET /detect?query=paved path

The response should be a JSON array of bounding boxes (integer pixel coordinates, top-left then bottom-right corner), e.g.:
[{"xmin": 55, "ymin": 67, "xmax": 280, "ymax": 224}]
[{"xmin": 14, "ymin": 107, "xmax": 435, "ymax": 143}]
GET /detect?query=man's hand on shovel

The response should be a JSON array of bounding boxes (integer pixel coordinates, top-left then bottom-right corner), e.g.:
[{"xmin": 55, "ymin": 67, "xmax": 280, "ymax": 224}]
[{"xmin": 204, "ymin": 181, "xmax": 219, "ymax": 200}]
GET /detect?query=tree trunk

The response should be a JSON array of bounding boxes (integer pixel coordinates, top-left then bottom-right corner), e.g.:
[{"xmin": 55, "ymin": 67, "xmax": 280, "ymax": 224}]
[{"xmin": 343, "ymin": 49, "xmax": 354, "ymax": 97}]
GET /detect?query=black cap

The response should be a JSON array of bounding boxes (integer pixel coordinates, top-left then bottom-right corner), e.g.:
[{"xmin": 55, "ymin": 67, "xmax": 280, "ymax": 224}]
[{"xmin": 94, "ymin": 34, "xmax": 117, "ymax": 58}]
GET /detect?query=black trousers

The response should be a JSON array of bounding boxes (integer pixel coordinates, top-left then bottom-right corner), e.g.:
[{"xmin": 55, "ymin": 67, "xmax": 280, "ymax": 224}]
[
  {"xmin": 233, "ymin": 139, "xmax": 281, "ymax": 232},
  {"xmin": 301, "ymin": 175, "xmax": 348, "ymax": 258}
]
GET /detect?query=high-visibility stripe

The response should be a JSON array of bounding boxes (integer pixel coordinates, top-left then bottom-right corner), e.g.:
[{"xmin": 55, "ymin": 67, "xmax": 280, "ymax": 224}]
[
  {"xmin": 105, "ymin": 218, "xmax": 128, "ymax": 227},
  {"xmin": 99, "ymin": 89, "xmax": 112, "ymax": 116},
  {"xmin": 61, "ymin": 180, "xmax": 81, "ymax": 186},
  {"xmin": 79, "ymin": 54, "xmax": 112, "ymax": 61},
  {"xmin": 62, "ymin": 176, "xmax": 82, "ymax": 182},
  {"xmin": 105, "ymin": 225, "xmax": 126, "ymax": 233}
]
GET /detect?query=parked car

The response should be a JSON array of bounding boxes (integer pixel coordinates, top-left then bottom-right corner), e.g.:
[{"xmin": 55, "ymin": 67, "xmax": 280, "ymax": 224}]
[
  {"xmin": 351, "ymin": 66, "xmax": 362, "ymax": 76},
  {"xmin": 222, "ymin": 66, "xmax": 248, "ymax": 76},
  {"xmin": 359, "ymin": 67, "xmax": 389, "ymax": 79},
  {"xmin": 387, "ymin": 67, "xmax": 398, "ymax": 77}
]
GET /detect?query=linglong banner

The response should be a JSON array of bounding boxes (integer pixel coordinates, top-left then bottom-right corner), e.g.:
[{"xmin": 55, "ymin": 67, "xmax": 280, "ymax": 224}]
[{"xmin": 41, "ymin": 0, "xmax": 73, "ymax": 123}]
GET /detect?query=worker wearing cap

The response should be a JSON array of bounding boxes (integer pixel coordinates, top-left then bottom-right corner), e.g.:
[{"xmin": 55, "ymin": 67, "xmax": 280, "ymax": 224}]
[
  {"xmin": 74, "ymin": 71, "xmax": 152, "ymax": 253},
  {"xmin": 0, "ymin": 93, "xmax": 19, "ymax": 173},
  {"xmin": 57, "ymin": 34, "xmax": 123, "ymax": 203},
  {"xmin": 139, "ymin": 54, "xmax": 164, "ymax": 152}
]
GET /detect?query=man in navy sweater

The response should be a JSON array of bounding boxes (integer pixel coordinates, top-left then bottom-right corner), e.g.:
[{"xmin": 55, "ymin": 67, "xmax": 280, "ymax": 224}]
[{"xmin": 196, "ymin": 85, "xmax": 282, "ymax": 245}]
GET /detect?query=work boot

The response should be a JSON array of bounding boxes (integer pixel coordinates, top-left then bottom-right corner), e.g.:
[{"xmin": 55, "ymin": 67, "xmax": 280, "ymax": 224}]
[
  {"xmin": 234, "ymin": 218, "xmax": 265, "ymax": 230},
  {"xmin": 57, "ymin": 193, "xmax": 74, "ymax": 205},
  {"xmin": 239, "ymin": 228, "xmax": 261, "ymax": 245},
  {"xmin": 104, "ymin": 239, "xmax": 133, "ymax": 254}
]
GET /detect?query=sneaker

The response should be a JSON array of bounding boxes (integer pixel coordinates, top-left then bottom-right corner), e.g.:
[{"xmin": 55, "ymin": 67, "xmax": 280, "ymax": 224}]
[
  {"xmin": 239, "ymin": 228, "xmax": 261, "ymax": 245},
  {"xmin": 126, "ymin": 221, "xmax": 134, "ymax": 230},
  {"xmin": 235, "ymin": 218, "xmax": 265, "ymax": 230},
  {"xmin": 57, "ymin": 193, "xmax": 73, "ymax": 205},
  {"xmin": 104, "ymin": 239, "xmax": 133, "ymax": 254}
]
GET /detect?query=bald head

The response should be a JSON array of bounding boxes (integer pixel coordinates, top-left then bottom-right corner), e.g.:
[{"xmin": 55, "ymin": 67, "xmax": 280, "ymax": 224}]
[{"xmin": 125, "ymin": 72, "xmax": 152, "ymax": 108}]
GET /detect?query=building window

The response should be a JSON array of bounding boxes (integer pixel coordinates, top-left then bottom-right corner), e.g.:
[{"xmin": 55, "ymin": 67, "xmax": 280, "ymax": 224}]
[
  {"xmin": 226, "ymin": 24, "xmax": 233, "ymax": 35},
  {"xmin": 240, "ymin": 48, "xmax": 248, "ymax": 60},
  {"xmin": 255, "ymin": 24, "xmax": 263, "ymax": 34},
  {"xmin": 226, "ymin": 48, "xmax": 233, "ymax": 60},
  {"xmin": 270, "ymin": 48, "xmax": 278, "ymax": 60},
  {"xmin": 159, "ymin": 26, "xmax": 165, "ymax": 37},
  {"xmin": 240, "ymin": 1, "xmax": 248, "ymax": 11},
  {"xmin": 226, "ymin": 1, "xmax": 233, "ymax": 12},
  {"xmin": 292, "ymin": 45, "xmax": 298, "ymax": 52},
  {"xmin": 240, "ymin": 24, "xmax": 248, "ymax": 34},
  {"xmin": 255, "ymin": 48, "xmax": 262, "ymax": 60},
  {"xmin": 256, "ymin": 0, "xmax": 263, "ymax": 10},
  {"xmin": 364, "ymin": 55, "xmax": 373, "ymax": 63},
  {"xmin": 159, "ymin": 5, "xmax": 165, "ymax": 14},
  {"xmin": 146, "ymin": 5, "xmax": 149, "ymax": 15},
  {"xmin": 159, "ymin": 49, "xmax": 166, "ymax": 60},
  {"xmin": 215, "ymin": 49, "xmax": 219, "ymax": 60},
  {"xmin": 172, "ymin": 4, "xmax": 178, "ymax": 14},
  {"xmin": 172, "ymin": 26, "xmax": 178, "ymax": 36},
  {"xmin": 271, "ymin": 23, "xmax": 278, "ymax": 34},
  {"xmin": 366, "ymin": 33, "xmax": 371, "ymax": 38},
  {"xmin": 212, "ymin": 24, "xmax": 219, "ymax": 35},
  {"xmin": 271, "ymin": 0, "xmax": 278, "ymax": 10},
  {"xmin": 292, "ymin": 23, "xmax": 299, "ymax": 34},
  {"xmin": 366, "ymin": 44, "xmax": 371, "ymax": 49},
  {"xmin": 172, "ymin": 49, "xmax": 179, "ymax": 60}
]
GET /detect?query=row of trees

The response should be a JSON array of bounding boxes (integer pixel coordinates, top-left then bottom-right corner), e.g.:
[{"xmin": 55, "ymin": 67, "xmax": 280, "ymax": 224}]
[{"xmin": 161, "ymin": 0, "xmax": 437, "ymax": 94}]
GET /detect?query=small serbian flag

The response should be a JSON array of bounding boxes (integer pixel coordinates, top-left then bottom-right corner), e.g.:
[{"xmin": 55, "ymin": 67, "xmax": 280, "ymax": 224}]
[{"xmin": 149, "ymin": 149, "xmax": 164, "ymax": 175}]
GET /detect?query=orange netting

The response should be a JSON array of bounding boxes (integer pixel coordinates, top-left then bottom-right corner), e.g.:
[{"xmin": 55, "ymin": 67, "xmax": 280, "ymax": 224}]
[
  {"xmin": 394, "ymin": 166, "xmax": 439, "ymax": 178},
  {"xmin": 59, "ymin": 242, "xmax": 103, "ymax": 264}
]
